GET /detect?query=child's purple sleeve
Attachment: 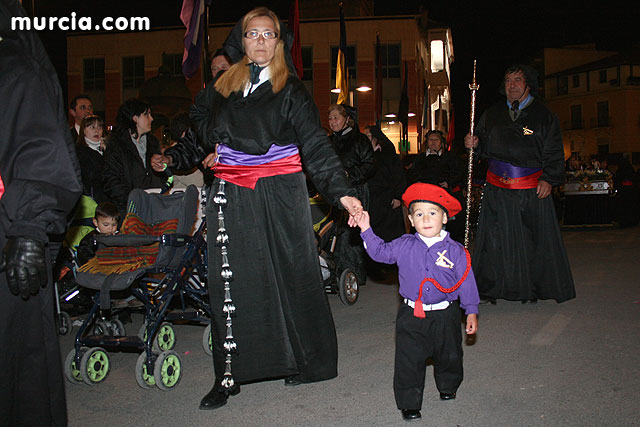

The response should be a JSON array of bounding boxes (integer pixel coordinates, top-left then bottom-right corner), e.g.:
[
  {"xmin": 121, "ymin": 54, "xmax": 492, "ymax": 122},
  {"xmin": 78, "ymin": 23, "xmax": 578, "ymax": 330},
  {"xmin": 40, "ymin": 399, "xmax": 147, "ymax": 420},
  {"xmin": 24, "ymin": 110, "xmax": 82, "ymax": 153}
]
[{"xmin": 360, "ymin": 228, "xmax": 398, "ymax": 265}]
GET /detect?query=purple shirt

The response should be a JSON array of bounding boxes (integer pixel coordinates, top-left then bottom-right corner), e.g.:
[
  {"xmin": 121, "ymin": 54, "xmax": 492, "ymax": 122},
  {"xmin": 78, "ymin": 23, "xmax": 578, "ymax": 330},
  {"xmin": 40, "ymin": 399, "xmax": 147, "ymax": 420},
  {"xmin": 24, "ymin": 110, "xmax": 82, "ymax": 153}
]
[{"xmin": 361, "ymin": 228, "xmax": 480, "ymax": 314}]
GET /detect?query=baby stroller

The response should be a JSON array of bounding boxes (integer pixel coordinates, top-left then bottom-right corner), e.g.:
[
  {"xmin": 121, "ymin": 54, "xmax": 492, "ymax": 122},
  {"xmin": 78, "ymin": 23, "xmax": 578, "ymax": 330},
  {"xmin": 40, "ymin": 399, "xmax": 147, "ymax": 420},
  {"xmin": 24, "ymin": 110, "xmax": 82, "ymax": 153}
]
[
  {"xmin": 309, "ymin": 193, "xmax": 359, "ymax": 305},
  {"xmin": 53, "ymin": 195, "xmax": 99, "ymax": 336},
  {"xmin": 63, "ymin": 185, "xmax": 211, "ymax": 391}
]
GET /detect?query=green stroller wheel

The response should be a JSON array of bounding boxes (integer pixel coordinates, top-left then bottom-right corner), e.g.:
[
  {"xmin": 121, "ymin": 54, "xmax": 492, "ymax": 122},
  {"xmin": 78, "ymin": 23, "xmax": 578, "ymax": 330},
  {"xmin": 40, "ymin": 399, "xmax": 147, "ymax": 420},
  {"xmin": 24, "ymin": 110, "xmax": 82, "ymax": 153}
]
[
  {"xmin": 80, "ymin": 347, "xmax": 110, "ymax": 385},
  {"xmin": 64, "ymin": 347, "xmax": 85, "ymax": 384},
  {"xmin": 135, "ymin": 352, "xmax": 157, "ymax": 389},
  {"xmin": 154, "ymin": 350, "xmax": 182, "ymax": 391},
  {"xmin": 153, "ymin": 322, "xmax": 176, "ymax": 352},
  {"xmin": 202, "ymin": 323, "xmax": 212, "ymax": 356}
]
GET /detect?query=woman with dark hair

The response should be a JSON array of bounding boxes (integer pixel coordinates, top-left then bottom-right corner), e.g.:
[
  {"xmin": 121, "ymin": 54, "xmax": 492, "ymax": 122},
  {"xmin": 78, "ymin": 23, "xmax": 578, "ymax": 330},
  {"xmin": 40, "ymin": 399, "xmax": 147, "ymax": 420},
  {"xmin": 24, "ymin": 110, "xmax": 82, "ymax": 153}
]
[
  {"xmin": 190, "ymin": 7, "xmax": 363, "ymax": 410},
  {"xmin": 327, "ymin": 103, "xmax": 375, "ymax": 285},
  {"xmin": 103, "ymin": 98, "xmax": 165, "ymax": 218},
  {"xmin": 76, "ymin": 114, "xmax": 111, "ymax": 203}
]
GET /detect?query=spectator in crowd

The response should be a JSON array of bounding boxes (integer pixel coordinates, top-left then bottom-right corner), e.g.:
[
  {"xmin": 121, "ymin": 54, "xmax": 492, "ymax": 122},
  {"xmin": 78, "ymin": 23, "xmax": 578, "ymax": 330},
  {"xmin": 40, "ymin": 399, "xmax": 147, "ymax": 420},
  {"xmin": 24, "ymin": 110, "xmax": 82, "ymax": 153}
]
[
  {"xmin": 69, "ymin": 93, "xmax": 93, "ymax": 141},
  {"xmin": 103, "ymin": 98, "xmax": 166, "ymax": 219},
  {"xmin": 210, "ymin": 48, "xmax": 232, "ymax": 80},
  {"xmin": 76, "ymin": 114, "xmax": 110, "ymax": 203},
  {"xmin": 328, "ymin": 103, "xmax": 375, "ymax": 286},
  {"xmin": 407, "ymin": 130, "xmax": 464, "ymax": 242}
]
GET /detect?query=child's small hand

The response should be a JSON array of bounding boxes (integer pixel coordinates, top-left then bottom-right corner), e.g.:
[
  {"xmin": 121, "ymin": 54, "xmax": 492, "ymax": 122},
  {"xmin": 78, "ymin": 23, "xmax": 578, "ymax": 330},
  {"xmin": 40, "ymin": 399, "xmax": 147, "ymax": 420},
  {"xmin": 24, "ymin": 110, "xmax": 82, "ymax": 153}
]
[
  {"xmin": 349, "ymin": 210, "xmax": 371, "ymax": 232},
  {"xmin": 465, "ymin": 313, "xmax": 478, "ymax": 335}
]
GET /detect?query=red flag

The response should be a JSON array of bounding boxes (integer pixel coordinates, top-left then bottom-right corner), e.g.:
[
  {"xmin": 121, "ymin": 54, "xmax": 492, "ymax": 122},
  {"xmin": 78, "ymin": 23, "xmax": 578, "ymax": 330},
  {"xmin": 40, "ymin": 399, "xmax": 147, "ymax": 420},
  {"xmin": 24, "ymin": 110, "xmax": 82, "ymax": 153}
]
[
  {"xmin": 446, "ymin": 109, "xmax": 455, "ymax": 149},
  {"xmin": 375, "ymin": 34, "xmax": 383, "ymax": 125},
  {"xmin": 289, "ymin": 0, "xmax": 303, "ymax": 79}
]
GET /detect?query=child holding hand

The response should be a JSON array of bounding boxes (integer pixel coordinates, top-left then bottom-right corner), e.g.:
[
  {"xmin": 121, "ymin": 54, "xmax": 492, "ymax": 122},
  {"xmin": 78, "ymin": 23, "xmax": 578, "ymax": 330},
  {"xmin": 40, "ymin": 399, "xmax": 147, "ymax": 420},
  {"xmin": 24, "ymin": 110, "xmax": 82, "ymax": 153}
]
[{"xmin": 354, "ymin": 183, "xmax": 479, "ymax": 422}]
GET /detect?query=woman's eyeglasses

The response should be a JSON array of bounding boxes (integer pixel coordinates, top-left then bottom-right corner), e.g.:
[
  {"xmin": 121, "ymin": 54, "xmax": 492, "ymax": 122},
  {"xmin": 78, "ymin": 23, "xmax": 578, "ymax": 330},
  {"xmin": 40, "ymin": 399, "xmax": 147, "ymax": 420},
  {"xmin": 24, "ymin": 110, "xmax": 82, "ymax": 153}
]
[{"xmin": 244, "ymin": 30, "xmax": 278, "ymax": 40}]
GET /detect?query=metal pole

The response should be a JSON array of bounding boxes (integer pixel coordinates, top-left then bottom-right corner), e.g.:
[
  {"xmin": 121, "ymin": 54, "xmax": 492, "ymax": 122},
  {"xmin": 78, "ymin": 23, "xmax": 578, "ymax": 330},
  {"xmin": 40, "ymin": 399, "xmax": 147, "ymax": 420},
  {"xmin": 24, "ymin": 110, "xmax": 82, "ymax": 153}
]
[{"xmin": 464, "ymin": 60, "xmax": 480, "ymax": 248}]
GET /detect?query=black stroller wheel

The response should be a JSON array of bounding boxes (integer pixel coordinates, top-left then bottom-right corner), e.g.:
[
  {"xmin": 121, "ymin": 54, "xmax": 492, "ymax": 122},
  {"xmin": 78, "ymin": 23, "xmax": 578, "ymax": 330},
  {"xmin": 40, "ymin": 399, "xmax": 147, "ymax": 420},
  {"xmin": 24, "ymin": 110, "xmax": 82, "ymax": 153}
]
[
  {"xmin": 202, "ymin": 323, "xmax": 213, "ymax": 356},
  {"xmin": 338, "ymin": 269, "xmax": 359, "ymax": 305},
  {"xmin": 57, "ymin": 311, "xmax": 72, "ymax": 336}
]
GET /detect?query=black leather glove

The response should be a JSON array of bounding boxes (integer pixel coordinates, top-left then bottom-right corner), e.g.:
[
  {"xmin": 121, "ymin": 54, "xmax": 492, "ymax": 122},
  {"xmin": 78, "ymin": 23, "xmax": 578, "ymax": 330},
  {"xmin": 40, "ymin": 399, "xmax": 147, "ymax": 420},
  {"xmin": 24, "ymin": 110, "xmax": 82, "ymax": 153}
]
[{"xmin": 0, "ymin": 236, "xmax": 48, "ymax": 299}]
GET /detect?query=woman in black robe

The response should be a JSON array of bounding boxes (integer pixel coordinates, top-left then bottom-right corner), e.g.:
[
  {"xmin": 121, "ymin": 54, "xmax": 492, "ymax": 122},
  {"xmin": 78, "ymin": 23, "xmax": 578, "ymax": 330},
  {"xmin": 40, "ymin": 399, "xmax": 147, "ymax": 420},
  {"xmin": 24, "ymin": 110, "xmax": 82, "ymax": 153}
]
[
  {"xmin": 190, "ymin": 7, "xmax": 363, "ymax": 410},
  {"xmin": 363, "ymin": 124, "xmax": 406, "ymax": 242}
]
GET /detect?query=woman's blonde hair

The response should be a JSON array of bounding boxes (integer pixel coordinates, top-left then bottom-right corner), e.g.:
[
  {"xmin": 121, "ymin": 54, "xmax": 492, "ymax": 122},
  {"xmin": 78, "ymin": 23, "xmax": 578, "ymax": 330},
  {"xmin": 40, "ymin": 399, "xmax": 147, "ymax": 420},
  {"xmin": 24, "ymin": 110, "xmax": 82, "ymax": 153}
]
[
  {"xmin": 77, "ymin": 114, "xmax": 104, "ymax": 147},
  {"xmin": 215, "ymin": 7, "xmax": 290, "ymax": 97}
]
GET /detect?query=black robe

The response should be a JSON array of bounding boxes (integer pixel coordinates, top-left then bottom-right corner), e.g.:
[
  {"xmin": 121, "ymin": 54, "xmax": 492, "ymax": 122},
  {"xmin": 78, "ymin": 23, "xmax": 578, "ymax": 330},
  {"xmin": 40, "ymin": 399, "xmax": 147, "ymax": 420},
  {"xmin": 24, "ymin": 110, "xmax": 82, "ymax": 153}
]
[
  {"xmin": 472, "ymin": 98, "xmax": 575, "ymax": 302},
  {"xmin": 368, "ymin": 141, "xmax": 406, "ymax": 242},
  {"xmin": 191, "ymin": 76, "xmax": 354, "ymax": 384},
  {"xmin": 0, "ymin": 15, "xmax": 82, "ymax": 426}
]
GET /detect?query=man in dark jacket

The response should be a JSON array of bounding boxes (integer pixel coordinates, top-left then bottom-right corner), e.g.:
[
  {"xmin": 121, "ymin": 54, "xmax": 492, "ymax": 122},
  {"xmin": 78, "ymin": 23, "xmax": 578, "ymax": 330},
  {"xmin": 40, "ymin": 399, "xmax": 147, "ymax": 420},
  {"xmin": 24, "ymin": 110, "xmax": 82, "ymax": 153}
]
[
  {"xmin": 0, "ymin": 1, "xmax": 82, "ymax": 424},
  {"xmin": 464, "ymin": 64, "xmax": 575, "ymax": 304}
]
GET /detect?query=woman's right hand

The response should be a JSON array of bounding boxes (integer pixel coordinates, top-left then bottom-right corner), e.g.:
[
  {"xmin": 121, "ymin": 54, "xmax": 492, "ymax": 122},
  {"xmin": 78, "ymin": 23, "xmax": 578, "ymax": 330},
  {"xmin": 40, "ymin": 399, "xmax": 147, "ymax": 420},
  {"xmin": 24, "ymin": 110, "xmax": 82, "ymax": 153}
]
[{"xmin": 151, "ymin": 154, "xmax": 171, "ymax": 172}]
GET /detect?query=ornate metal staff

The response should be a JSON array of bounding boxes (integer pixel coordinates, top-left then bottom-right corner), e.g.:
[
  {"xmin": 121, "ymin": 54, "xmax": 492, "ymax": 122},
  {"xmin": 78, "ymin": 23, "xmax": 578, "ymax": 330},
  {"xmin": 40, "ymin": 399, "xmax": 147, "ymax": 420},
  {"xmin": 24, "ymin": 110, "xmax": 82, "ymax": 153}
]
[{"xmin": 464, "ymin": 60, "xmax": 480, "ymax": 248}]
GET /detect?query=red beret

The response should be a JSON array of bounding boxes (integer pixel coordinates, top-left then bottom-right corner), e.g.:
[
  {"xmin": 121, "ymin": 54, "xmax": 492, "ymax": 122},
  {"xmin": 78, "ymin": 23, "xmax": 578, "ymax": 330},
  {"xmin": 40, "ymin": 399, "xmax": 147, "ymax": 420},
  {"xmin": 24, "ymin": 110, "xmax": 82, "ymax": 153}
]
[{"xmin": 402, "ymin": 183, "xmax": 462, "ymax": 217}]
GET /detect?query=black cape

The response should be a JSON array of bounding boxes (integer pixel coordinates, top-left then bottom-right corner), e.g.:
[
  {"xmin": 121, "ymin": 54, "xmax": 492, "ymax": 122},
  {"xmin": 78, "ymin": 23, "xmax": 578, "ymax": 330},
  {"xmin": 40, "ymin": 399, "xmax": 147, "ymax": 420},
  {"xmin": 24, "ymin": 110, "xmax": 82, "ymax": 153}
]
[{"xmin": 472, "ymin": 98, "xmax": 575, "ymax": 302}]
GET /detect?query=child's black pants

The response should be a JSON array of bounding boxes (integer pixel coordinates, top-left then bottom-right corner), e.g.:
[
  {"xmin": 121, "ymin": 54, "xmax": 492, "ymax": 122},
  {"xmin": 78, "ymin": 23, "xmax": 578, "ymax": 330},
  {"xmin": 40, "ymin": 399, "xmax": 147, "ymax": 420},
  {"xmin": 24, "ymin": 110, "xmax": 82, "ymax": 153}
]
[{"xmin": 393, "ymin": 301, "xmax": 463, "ymax": 410}]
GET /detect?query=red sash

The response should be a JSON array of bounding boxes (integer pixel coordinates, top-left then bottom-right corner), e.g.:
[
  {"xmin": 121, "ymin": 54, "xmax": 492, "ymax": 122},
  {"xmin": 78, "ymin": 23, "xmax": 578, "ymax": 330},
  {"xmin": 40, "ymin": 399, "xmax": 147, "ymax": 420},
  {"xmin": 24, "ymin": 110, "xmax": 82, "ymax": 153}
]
[
  {"xmin": 214, "ymin": 154, "xmax": 303, "ymax": 190},
  {"xmin": 486, "ymin": 169, "xmax": 542, "ymax": 189}
]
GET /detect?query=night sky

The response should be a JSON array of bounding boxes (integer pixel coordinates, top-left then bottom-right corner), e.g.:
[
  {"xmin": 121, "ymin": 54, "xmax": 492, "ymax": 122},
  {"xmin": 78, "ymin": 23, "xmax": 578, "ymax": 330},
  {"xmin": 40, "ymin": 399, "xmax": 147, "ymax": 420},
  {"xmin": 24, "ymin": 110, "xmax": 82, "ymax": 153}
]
[{"xmin": 28, "ymin": 0, "xmax": 639, "ymax": 140}]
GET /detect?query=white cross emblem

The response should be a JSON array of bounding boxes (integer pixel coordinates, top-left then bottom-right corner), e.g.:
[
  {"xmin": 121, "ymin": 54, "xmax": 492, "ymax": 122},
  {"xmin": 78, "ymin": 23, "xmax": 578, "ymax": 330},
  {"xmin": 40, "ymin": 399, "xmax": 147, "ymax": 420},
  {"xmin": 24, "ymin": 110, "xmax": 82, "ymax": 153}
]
[{"xmin": 435, "ymin": 250, "xmax": 454, "ymax": 269}]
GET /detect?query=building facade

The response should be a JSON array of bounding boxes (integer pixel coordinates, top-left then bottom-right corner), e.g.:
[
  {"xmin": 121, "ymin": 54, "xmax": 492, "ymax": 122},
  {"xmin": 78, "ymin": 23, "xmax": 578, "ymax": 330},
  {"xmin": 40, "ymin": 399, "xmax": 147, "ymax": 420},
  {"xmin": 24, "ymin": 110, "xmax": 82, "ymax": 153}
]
[
  {"xmin": 542, "ymin": 45, "xmax": 640, "ymax": 164},
  {"xmin": 67, "ymin": 11, "xmax": 454, "ymax": 154}
]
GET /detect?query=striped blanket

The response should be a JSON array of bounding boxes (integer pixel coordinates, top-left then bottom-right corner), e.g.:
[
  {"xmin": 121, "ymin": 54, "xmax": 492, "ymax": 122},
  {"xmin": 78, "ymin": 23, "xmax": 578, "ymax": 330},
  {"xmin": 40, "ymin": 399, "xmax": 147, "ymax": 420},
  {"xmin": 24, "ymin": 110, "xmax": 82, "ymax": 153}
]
[{"xmin": 78, "ymin": 213, "xmax": 179, "ymax": 275}]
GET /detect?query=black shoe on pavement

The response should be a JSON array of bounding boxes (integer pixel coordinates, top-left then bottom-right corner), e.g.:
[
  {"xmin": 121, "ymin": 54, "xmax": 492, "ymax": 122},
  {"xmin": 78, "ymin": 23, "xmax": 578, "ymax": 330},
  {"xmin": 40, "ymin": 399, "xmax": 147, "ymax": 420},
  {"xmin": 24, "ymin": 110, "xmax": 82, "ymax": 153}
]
[
  {"xmin": 440, "ymin": 392, "xmax": 456, "ymax": 400},
  {"xmin": 284, "ymin": 375, "xmax": 303, "ymax": 386},
  {"xmin": 401, "ymin": 409, "xmax": 422, "ymax": 421},
  {"xmin": 199, "ymin": 383, "xmax": 240, "ymax": 410},
  {"xmin": 479, "ymin": 297, "xmax": 497, "ymax": 305}
]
